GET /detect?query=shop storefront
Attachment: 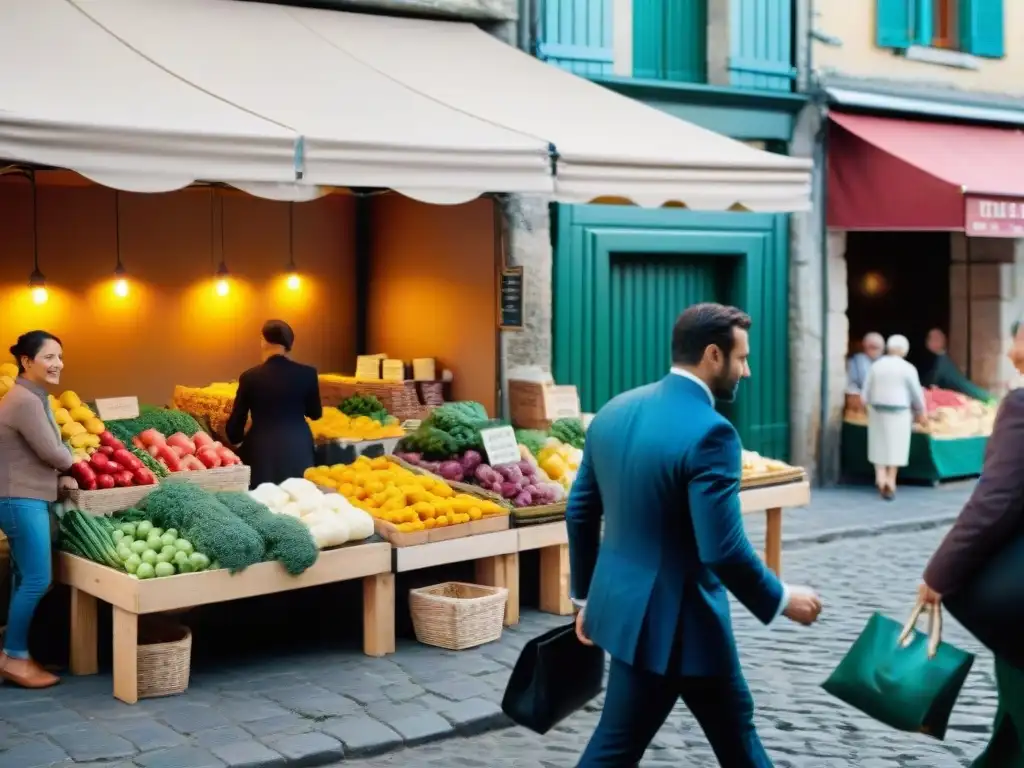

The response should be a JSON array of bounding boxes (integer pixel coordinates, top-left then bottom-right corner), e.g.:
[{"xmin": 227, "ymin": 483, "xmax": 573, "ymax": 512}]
[
  {"xmin": 0, "ymin": 0, "xmax": 811, "ymax": 726},
  {"xmin": 825, "ymin": 110, "xmax": 1024, "ymax": 482}
]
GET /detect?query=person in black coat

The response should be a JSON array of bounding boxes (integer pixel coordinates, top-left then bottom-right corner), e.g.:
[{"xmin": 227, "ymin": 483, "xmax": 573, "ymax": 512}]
[{"xmin": 225, "ymin": 320, "xmax": 323, "ymax": 488}]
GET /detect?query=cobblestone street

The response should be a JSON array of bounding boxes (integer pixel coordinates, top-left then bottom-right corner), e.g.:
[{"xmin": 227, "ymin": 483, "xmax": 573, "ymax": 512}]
[
  {"xmin": 0, "ymin": 484, "xmax": 992, "ymax": 768},
  {"xmin": 349, "ymin": 524, "xmax": 997, "ymax": 768}
]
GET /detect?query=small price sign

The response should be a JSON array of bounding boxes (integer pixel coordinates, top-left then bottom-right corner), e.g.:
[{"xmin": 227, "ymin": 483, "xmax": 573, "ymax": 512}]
[
  {"xmin": 480, "ymin": 425, "xmax": 520, "ymax": 467},
  {"xmin": 544, "ymin": 385, "xmax": 581, "ymax": 420},
  {"xmin": 95, "ymin": 396, "xmax": 140, "ymax": 421}
]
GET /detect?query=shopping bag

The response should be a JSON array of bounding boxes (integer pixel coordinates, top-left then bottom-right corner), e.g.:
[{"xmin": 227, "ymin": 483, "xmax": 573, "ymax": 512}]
[
  {"xmin": 822, "ymin": 601, "xmax": 974, "ymax": 740},
  {"xmin": 501, "ymin": 621, "xmax": 606, "ymax": 734}
]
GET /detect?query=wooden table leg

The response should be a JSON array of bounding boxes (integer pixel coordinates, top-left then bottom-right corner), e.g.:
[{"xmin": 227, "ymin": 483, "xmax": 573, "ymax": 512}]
[
  {"xmin": 765, "ymin": 507, "xmax": 782, "ymax": 576},
  {"xmin": 539, "ymin": 544, "xmax": 573, "ymax": 616},
  {"xmin": 502, "ymin": 553, "xmax": 520, "ymax": 627},
  {"xmin": 69, "ymin": 588, "xmax": 99, "ymax": 676},
  {"xmin": 475, "ymin": 554, "xmax": 519, "ymax": 627},
  {"xmin": 111, "ymin": 607, "xmax": 138, "ymax": 704},
  {"xmin": 362, "ymin": 572, "xmax": 395, "ymax": 657}
]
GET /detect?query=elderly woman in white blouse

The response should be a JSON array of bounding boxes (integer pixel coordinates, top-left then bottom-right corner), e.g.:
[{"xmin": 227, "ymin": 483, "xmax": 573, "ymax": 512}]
[{"xmin": 862, "ymin": 334, "xmax": 927, "ymax": 500}]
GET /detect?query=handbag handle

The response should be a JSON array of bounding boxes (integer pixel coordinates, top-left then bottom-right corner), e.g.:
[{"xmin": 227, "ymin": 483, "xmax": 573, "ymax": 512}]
[{"xmin": 897, "ymin": 600, "xmax": 942, "ymax": 659}]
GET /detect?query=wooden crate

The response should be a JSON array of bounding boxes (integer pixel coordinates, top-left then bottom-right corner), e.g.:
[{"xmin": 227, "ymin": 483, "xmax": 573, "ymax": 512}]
[{"xmin": 373, "ymin": 513, "xmax": 509, "ymax": 547}]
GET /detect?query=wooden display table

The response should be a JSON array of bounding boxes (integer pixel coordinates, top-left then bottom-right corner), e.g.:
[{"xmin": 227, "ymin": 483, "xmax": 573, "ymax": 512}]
[
  {"xmin": 59, "ymin": 542, "xmax": 394, "ymax": 704},
  {"xmin": 390, "ymin": 529, "xmax": 520, "ymax": 628},
  {"xmin": 500, "ymin": 480, "xmax": 812, "ymax": 625}
]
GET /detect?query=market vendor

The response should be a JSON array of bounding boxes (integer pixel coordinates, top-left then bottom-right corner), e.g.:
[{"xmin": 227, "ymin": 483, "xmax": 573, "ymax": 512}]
[
  {"xmin": 225, "ymin": 320, "xmax": 323, "ymax": 488},
  {"xmin": 919, "ymin": 328, "xmax": 991, "ymax": 402},
  {"xmin": 847, "ymin": 331, "xmax": 885, "ymax": 398}
]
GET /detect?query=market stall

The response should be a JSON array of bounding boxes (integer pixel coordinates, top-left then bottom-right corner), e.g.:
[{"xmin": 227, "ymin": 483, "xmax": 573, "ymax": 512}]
[
  {"xmin": 47, "ymin": 403, "xmax": 391, "ymax": 703},
  {"xmin": 842, "ymin": 388, "xmax": 995, "ymax": 483}
]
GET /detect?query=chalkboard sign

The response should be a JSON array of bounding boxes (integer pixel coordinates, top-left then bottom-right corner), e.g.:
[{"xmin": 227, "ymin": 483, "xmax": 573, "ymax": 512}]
[{"xmin": 499, "ymin": 266, "xmax": 524, "ymax": 330}]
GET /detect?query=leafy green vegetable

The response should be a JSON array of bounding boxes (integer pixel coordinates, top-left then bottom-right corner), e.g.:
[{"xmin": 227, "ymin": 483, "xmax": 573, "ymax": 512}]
[
  {"xmin": 139, "ymin": 483, "xmax": 265, "ymax": 573},
  {"xmin": 214, "ymin": 491, "xmax": 319, "ymax": 575},
  {"xmin": 515, "ymin": 429, "xmax": 548, "ymax": 458},
  {"xmin": 398, "ymin": 401, "xmax": 505, "ymax": 459},
  {"xmin": 130, "ymin": 446, "xmax": 168, "ymax": 477},
  {"xmin": 550, "ymin": 418, "xmax": 586, "ymax": 450},
  {"xmin": 338, "ymin": 394, "xmax": 389, "ymax": 424},
  {"xmin": 107, "ymin": 408, "xmax": 204, "ymax": 441}
]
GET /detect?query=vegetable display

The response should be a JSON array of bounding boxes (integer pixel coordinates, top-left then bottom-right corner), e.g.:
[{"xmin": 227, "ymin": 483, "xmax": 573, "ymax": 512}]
[
  {"xmin": 106, "ymin": 407, "xmax": 205, "ymax": 443},
  {"xmin": 535, "ymin": 438, "xmax": 582, "ymax": 492},
  {"xmin": 131, "ymin": 428, "xmax": 242, "ymax": 473},
  {"xmin": 844, "ymin": 386, "xmax": 997, "ymax": 438},
  {"xmin": 59, "ymin": 508, "xmax": 211, "ymax": 579},
  {"xmin": 249, "ymin": 478, "xmax": 376, "ymax": 549},
  {"xmin": 214, "ymin": 491, "xmax": 319, "ymax": 574},
  {"xmin": 308, "ymin": 406, "xmax": 404, "ymax": 442},
  {"xmin": 397, "ymin": 401, "xmax": 503, "ymax": 459},
  {"xmin": 138, "ymin": 483, "xmax": 266, "ymax": 572},
  {"xmin": 337, "ymin": 394, "xmax": 390, "ymax": 424},
  {"xmin": 69, "ymin": 430, "xmax": 158, "ymax": 490},
  {"xmin": 549, "ymin": 418, "xmax": 586, "ymax": 450},
  {"xmin": 304, "ymin": 456, "xmax": 508, "ymax": 532}
]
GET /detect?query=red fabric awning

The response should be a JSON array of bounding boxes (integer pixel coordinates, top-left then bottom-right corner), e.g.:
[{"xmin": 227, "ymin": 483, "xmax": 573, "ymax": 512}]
[{"xmin": 827, "ymin": 112, "xmax": 1024, "ymax": 236}]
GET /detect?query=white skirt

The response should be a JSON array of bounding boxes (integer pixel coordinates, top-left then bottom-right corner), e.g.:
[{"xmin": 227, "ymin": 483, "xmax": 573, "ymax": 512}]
[{"xmin": 867, "ymin": 407, "xmax": 913, "ymax": 467}]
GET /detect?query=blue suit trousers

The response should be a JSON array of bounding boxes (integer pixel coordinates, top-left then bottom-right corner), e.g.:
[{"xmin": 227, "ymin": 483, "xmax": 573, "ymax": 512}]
[{"xmin": 577, "ymin": 657, "xmax": 772, "ymax": 767}]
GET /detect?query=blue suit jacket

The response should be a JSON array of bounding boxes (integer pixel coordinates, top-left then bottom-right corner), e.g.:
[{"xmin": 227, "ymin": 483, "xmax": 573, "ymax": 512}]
[{"xmin": 566, "ymin": 373, "xmax": 784, "ymax": 677}]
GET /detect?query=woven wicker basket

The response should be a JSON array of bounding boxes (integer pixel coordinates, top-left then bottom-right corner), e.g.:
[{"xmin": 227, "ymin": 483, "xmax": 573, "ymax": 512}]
[
  {"xmin": 409, "ymin": 582, "xmax": 508, "ymax": 650},
  {"xmin": 161, "ymin": 465, "xmax": 251, "ymax": 492},
  {"xmin": 318, "ymin": 376, "xmax": 431, "ymax": 422},
  {"xmin": 68, "ymin": 485, "xmax": 161, "ymax": 516},
  {"xmin": 137, "ymin": 620, "xmax": 192, "ymax": 698}
]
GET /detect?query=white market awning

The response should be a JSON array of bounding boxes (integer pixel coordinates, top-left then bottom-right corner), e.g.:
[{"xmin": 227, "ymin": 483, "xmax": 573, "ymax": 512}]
[
  {"xmin": 70, "ymin": 0, "xmax": 555, "ymax": 205},
  {"xmin": 0, "ymin": 0, "xmax": 299, "ymax": 194},
  {"xmin": 285, "ymin": 8, "xmax": 813, "ymax": 211}
]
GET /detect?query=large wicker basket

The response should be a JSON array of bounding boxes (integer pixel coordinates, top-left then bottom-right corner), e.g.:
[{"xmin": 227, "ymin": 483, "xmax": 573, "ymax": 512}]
[
  {"xmin": 409, "ymin": 582, "xmax": 508, "ymax": 651},
  {"xmin": 67, "ymin": 485, "xmax": 161, "ymax": 516},
  {"xmin": 137, "ymin": 620, "xmax": 192, "ymax": 698},
  {"xmin": 161, "ymin": 465, "xmax": 251, "ymax": 492}
]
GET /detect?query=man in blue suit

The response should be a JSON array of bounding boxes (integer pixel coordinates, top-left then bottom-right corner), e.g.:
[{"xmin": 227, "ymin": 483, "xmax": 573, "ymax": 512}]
[{"xmin": 568, "ymin": 302, "xmax": 822, "ymax": 767}]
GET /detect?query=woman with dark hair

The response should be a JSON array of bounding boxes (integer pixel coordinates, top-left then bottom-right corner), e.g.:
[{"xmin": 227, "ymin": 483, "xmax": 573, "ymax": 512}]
[
  {"xmin": 225, "ymin": 320, "xmax": 322, "ymax": 488},
  {"xmin": 0, "ymin": 330, "xmax": 73, "ymax": 688}
]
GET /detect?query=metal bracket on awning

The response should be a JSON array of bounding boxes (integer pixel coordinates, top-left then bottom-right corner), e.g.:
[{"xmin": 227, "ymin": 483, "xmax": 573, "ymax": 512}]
[
  {"xmin": 548, "ymin": 142, "xmax": 559, "ymax": 176},
  {"xmin": 295, "ymin": 136, "xmax": 306, "ymax": 181}
]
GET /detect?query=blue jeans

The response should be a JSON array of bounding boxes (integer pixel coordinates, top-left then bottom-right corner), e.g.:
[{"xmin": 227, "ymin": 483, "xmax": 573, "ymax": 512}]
[{"xmin": 0, "ymin": 498, "xmax": 52, "ymax": 659}]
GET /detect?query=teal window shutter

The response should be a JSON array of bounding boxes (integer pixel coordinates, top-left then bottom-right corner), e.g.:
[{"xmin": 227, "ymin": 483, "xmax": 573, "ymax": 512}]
[
  {"xmin": 962, "ymin": 0, "xmax": 1005, "ymax": 58},
  {"xmin": 876, "ymin": 0, "xmax": 913, "ymax": 48},
  {"xmin": 537, "ymin": 0, "xmax": 614, "ymax": 75},
  {"xmin": 729, "ymin": 0, "xmax": 796, "ymax": 92},
  {"xmin": 634, "ymin": 0, "xmax": 706, "ymax": 83}
]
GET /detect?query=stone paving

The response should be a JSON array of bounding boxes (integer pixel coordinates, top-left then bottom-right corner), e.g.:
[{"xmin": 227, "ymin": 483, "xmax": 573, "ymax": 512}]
[
  {"xmin": 0, "ymin": 483, "xmax": 983, "ymax": 768},
  {"xmin": 346, "ymin": 525, "xmax": 997, "ymax": 768}
]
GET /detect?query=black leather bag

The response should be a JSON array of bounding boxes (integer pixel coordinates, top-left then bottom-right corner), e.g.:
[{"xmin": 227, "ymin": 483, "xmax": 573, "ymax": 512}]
[{"xmin": 501, "ymin": 622, "xmax": 606, "ymax": 734}]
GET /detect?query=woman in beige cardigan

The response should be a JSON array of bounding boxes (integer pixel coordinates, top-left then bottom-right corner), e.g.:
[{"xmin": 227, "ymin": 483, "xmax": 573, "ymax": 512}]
[{"xmin": 0, "ymin": 331, "xmax": 73, "ymax": 688}]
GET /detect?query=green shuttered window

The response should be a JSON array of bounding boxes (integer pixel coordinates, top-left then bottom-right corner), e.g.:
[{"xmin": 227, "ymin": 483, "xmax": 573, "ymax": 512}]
[
  {"xmin": 876, "ymin": 0, "xmax": 1004, "ymax": 58},
  {"xmin": 537, "ymin": 0, "xmax": 614, "ymax": 75},
  {"xmin": 729, "ymin": 0, "xmax": 795, "ymax": 91},
  {"xmin": 633, "ymin": 0, "xmax": 707, "ymax": 82}
]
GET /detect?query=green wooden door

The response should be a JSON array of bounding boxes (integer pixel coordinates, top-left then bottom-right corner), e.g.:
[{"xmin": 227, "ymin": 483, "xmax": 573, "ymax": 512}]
[
  {"xmin": 608, "ymin": 253, "xmax": 733, "ymax": 397},
  {"xmin": 553, "ymin": 204, "xmax": 791, "ymax": 460}
]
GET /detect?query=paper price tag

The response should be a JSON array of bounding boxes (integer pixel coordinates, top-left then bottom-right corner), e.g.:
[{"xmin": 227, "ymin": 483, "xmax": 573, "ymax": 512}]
[
  {"xmin": 95, "ymin": 396, "xmax": 140, "ymax": 421},
  {"xmin": 544, "ymin": 385, "xmax": 581, "ymax": 419},
  {"xmin": 480, "ymin": 425, "xmax": 520, "ymax": 467}
]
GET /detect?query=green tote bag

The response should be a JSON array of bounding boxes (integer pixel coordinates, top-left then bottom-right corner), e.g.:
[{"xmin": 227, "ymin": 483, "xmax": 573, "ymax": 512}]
[{"xmin": 822, "ymin": 601, "xmax": 975, "ymax": 740}]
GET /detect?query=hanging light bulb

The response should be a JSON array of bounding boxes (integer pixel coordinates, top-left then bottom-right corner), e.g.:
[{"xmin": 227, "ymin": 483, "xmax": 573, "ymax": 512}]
[
  {"xmin": 285, "ymin": 202, "xmax": 300, "ymax": 290},
  {"xmin": 112, "ymin": 191, "xmax": 129, "ymax": 298},
  {"xmin": 29, "ymin": 268, "xmax": 47, "ymax": 305},
  {"xmin": 27, "ymin": 170, "xmax": 47, "ymax": 304},
  {"xmin": 215, "ymin": 260, "xmax": 230, "ymax": 297},
  {"xmin": 113, "ymin": 263, "xmax": 129, "ymax": 298}
]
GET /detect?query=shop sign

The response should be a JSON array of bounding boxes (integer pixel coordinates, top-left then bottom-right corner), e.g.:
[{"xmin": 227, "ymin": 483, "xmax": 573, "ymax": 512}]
[
  {"xmin": 95, "ymin": 396, "xmax": 140, "ymax": 421},
  {"xmin": 965, "ymin": 196, "xmax": 1024, "ymax": 237},
  {"xmin": 499, "ymin": 267, "xmax": 524, "ymax": 331},
  {"xmin": 480, "ymin": 425, "xmax": 520, "ymax": 466}
]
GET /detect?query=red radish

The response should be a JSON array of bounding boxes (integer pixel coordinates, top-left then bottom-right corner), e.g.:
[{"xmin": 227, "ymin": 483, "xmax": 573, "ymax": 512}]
[
  {"xmin": 113, "ymin": 471, "xmax": 135, "ymax": 488},
  {"xmin": 89, "ymin": 453, "xmax": 111, "ymax": 473},
  {"xmin": 95, "ymin": 474, "xmax": 116, "ymax": 490},
  {"xmin": 196, "ymin": 447, "xmax": 222, "ymax": 469},
  {"xmin": 132, "ymin": 467, "xmax": 156, "ymax": 486},
  {"xmin": 98, "ymin": 431, "xmax": 123, "ymax": 450},
  {"xmin": 166, "ymin": 433, "xmax": 196, "ymax": 456},
  {"xmin": 170, "ymin": 445, "xmax": 185, "ymax": 458},
  {"xmin": 154, "ymin": 444, "xmax": 182, "ymax": 472},
  {"xmin": 181, "ymin": 455, "xmax": 205, "ymax": 471},
  {"xmin": 99, "ymin": 445, "xmax": 116, "ymax": 457},
  {"xmin": 112, "ymin": 449, "xmax": 141, "ymax": 471},
  {"xmin": 192, "ymin": 431, "xmax": 215, "ymax": 450},
  {"xmin": 70, "ymin": 461, "xmax": 96, "ymax": 487},
  {"xmin": 138, "ymin": 429, "xmax": 165, "ymax": 448}
]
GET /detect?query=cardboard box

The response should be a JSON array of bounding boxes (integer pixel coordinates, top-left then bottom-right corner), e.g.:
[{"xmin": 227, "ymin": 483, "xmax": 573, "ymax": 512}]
[{"xmin": 508, "ymin": 379, "xmax": 580, "ymax": 429}]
